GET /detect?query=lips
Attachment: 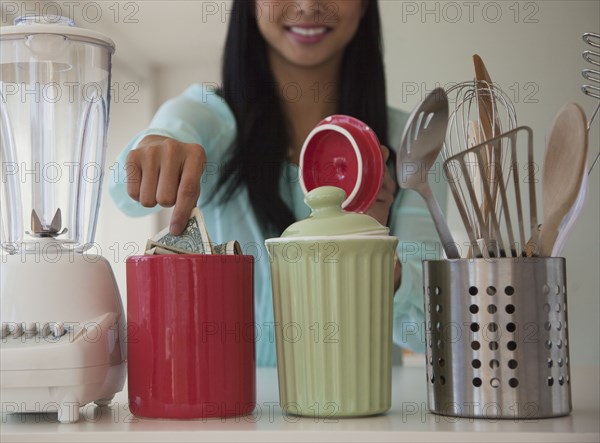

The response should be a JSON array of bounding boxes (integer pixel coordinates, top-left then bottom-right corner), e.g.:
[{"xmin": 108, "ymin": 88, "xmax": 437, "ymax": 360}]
[
  {"xmin": 289, "ymin": 26, "xmax": 328, "ymax": 37},
  {"xmin": 285, "ymin": 25, "xmax": 332, "ymax": 44}
]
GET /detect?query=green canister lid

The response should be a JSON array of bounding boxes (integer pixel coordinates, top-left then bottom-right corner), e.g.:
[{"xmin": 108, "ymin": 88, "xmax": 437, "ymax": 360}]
[{"xmin": 281, "ymin": 186, "xmax": 389, "ymax": 238}]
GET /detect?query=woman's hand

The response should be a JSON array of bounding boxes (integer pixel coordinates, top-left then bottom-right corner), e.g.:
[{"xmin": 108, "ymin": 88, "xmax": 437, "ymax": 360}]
[
  {"xmin": 366, "ymin": 145, "xmax": 402, "ymax": 291},
  {"xmin": 125, "ymin": 135, "xmax": 206, "ymax": 235},
  {"xmin": 366, "ymin": 146, "xmax": 396, "ymax": 226}
]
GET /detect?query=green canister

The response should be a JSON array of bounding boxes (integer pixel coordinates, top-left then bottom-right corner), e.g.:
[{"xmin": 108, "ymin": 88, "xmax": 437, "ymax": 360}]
[{"xmin": 265, "ymin": 186, "xmax": 399, "ymax": 417}]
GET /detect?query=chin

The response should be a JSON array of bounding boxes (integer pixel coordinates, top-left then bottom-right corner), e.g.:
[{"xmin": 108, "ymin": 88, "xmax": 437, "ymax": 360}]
[{"xmin": 286, "ymin": 48, "xmax": 342, "ymax": 70}]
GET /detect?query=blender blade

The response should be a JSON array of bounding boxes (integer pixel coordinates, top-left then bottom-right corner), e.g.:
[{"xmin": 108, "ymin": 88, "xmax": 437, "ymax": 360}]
[{"xmin": 28, "ymin": 208, "xmax": 67, "ymax": 237}]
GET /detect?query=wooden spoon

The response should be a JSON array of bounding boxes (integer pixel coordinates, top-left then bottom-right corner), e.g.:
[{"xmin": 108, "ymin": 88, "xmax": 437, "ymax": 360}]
[
  {"xmin": 473, "ymin": 55, "xmax": 501, "ymax": 141},
  {"xmin": 473, "ymin": 55, "xmax": 503, "ymax": 252},
  {"xmin": 538, "ymin": 103, "xmax": 588, "ymax": 257}
]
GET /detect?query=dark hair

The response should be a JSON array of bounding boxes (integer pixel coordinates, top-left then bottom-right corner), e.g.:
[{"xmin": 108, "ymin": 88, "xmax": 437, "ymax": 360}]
[{"xmin": 217, "ymin": 0, "xmax": 389, "ymax": 235}]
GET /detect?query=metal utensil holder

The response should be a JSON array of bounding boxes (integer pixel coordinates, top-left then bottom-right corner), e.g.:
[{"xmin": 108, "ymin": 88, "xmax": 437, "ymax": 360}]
[{"xmin": 423, "ymin": 258, "xmax": 572, "ymax": 419}]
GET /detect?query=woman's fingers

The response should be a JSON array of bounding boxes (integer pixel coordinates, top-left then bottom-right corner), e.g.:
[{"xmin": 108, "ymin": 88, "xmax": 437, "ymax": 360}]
[
  {"xmin": 125, "ymin": 151, "xmax": 142, "ymax": 201},
  {"xmin": 138, "ymin": 149, "xmax": 161, "ymax": 207},
  {"xmin": 379, "ymin": 171, "xmax": 395, "ymax": 202},
  {"xmin": 380, "ymin": 145, "xmax": 390, "ymax": 163},
  {"xmin": 365, "ymin": 145, "xmax": 397, "ymax": 226},
  {"xmin": 124, "ymin": 136, "xmax": 207, "ymax": 235},
  {"xmin": 156, "ymin": 141, "xmax": 183, "ymax": 208},
  {"xmin": 170, "ymin": 147, "xmax": 206, "ymax": 235},
  {"xmin": 377, "ymin": 145, "xmax": 395, "ymax": 202}
]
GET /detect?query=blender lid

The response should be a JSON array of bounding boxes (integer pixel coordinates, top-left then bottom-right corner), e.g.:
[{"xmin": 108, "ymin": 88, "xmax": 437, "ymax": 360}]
[
  {"xmin": 0, "ymin": 16, "xmax": 115, "ymax": 52},
  {"xmin": 281, "ymin": 186, "xmax": 389, "ymax": 238}
]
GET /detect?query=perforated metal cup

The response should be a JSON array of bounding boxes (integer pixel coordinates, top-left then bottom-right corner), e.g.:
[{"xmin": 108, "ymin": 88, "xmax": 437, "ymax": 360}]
[{"xmin": 423, "ymin": 258, "xmax": 572, "ymax": 418}]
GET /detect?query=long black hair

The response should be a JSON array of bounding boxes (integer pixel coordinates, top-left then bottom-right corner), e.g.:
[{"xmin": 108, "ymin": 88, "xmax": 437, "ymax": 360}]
[{"xmin": 217, "ymin": 0, "xmax": 389, "ymax": 235}]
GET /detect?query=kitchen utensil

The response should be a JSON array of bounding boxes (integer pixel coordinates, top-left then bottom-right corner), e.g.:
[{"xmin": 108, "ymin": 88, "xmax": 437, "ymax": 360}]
[
  {"xmin": 473, "ymin": 55, "xmax": 503, "ymax": 253},
  {"xmin": 0, "ymin": 16, "xmax": 125, "ymax": 423},
  {"xmin": 265, "ymin": 186, "xmax": 397, "ymax": 417},
  {"xmin": 444, "ymin": 81, "xmax": 517, "ymax": 162},
  {"xmin": 300, "ymin": 115, "xmax": 383, "ymax": 213},
  {"xmin": 126, "ymin": 254, "xmax": 256, "ymax": 419},
  {"xmin": 397, "ymin": 88, "xmax": 460, "ymax": 259},
  {"xmin": 444, "ymin": 77, "xmax": 518, "ymax": 257},
  {"xmin": 582, "ymin": 33, "xmax": 600, "ymax": 118},
  {"xmin": 473, "ymin": 55, "xmax": 502, "ymax": 141},
  {"xmin": 582, "ymin": 32, "xmax": 600, "ymax": 175},
  {"xmin": 551, "ymin": 36, "xmax": 600, "ymax": 256},
  {"xmin": 444, "ymin": 127, "xmax": 537, "ymax": 258},
  {"xmin": 423, "ymin": 257, "xmax": 571, "ymax": 418},
  {"xmin": 538, "ymin": 104, "xmax": 588, "ymax": 257},
  {"xmin": 552, "ymin": 168, "xmax": 588, "ymax": 257}
]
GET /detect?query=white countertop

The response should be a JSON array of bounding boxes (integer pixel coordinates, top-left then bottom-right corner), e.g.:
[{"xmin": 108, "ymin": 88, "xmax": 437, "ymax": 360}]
[{"xmin": 2, "ymin": 366, "xmax": 599, "ymax": 443}]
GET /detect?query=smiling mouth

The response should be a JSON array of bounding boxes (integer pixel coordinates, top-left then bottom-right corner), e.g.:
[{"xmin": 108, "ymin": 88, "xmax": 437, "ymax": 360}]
[{"xmin": 287, "ymin": 26, "xmax": 331, "ymax": 37}]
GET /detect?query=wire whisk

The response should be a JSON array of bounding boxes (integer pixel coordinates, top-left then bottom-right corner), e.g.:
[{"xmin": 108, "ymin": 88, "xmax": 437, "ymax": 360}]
[
  {"xmin": 444, "ymin": 81, "xmax": 518, "ymax": 162},
  {"xmin": 443, "ymin": 81, "xmax": 518, "ymax": 256},
  {"xmin": 582, "ymin": 32, "xmax": 600, "ymax": 174}
]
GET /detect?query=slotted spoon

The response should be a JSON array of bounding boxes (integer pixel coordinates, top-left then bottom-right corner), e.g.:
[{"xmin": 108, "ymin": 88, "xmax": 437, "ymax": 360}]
[{"xmin": 397, "ymin": 88, "xmax": 460, "ymax": 259}]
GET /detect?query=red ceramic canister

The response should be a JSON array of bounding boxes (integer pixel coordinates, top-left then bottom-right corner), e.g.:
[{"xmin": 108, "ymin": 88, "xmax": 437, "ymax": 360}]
[{"xmin": 126, "ymin": 254, "xmax": 255, "ymax": 419}]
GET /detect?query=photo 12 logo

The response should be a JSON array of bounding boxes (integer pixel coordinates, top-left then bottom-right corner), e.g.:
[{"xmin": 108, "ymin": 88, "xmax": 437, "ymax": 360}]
[
  {"xmin": 199, "ymin": 1, "xmax": 343, "ymax": 25},
  {"xmin": 399, "ymin": 81, "xmax": 540, "ymax": 105},
  {"xmin": 1, "ymin": 82, "xmax": 139, "ymax": 105},
  {"xmin": 400, "ymin": 1, "xmax": 540, "ymax": 24},
  {"xmin": 1, "ymin": 1, "xmax": 140, "ymax": 26}
]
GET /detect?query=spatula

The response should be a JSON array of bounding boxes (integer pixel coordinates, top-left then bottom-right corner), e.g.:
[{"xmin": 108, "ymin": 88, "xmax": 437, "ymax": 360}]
[{"xmin": 538, "ymin": 103, "xmax": 588, "ymax": 257}]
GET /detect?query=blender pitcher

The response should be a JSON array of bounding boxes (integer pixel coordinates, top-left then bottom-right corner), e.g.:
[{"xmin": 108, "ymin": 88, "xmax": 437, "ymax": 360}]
[
  {"xmin": 0, "ymin": 15, "xmax": 112, "ymax": 252},
  {"xmin": 0, "ymin": 17, "xmax": 125, "ymax": 424}
]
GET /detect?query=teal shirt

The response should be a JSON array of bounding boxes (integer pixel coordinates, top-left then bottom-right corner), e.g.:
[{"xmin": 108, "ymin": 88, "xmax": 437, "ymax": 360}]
[{"xmin": 109, "ymin": 84, "xmax": 446, "ymax": 366}]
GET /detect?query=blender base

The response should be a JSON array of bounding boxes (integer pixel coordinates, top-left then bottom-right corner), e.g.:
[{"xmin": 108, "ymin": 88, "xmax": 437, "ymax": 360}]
[
  {"xmin": 0, "ymin": 252, "xmax": 127, "ymax": 423},
  {"xmin": 1, "ymin": 363, "xmax": 126, "ymax": 423}
]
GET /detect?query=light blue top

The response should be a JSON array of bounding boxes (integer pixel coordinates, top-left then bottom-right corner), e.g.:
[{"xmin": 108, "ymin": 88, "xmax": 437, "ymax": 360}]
[{"xmin": 109, "ymin": 84, "xmax": 446, "ymax": 366}]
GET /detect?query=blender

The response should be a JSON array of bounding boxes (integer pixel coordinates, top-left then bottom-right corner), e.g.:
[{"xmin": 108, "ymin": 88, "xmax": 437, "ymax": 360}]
[{"xmin": 0, "ymin": 16, "xmax": 125, "ymax": 423}]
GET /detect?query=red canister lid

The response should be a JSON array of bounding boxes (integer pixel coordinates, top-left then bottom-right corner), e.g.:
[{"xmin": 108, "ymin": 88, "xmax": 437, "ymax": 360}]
[{"xmin": 299, "ymin": 115, "xmax": 383, "ymax": 213}]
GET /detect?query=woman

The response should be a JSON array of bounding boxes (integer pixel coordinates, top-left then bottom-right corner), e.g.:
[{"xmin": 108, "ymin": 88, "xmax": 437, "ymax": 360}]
[{"xmin": 110, "ymin": 0, "xmax": 445, "ymax": 366}]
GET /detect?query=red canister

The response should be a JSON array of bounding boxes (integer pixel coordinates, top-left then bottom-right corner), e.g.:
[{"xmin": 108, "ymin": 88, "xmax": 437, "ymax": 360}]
[{"xmin": 126, "ymin": 254, "xmax": 255, "ymax": 419}]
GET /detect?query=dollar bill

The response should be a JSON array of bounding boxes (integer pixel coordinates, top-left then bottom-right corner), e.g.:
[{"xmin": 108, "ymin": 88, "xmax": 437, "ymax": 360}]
[
  {"xmin": 145, "ymin": 246, "xmax": 178, "ymax": 256},
  {"xmin": 145, "ymin": 208, "xmax": 242, "ymax": 256},
  {"xmin": 148, "ymin": 208, "xmax": 213, "ymax": 255},
  {"xmin": 213, "ymin": 240, "xmax": 242, "ymax": 255},
  {"xmin": 145, "ymin": 239, "xmax": 194, "ymax": 255}
]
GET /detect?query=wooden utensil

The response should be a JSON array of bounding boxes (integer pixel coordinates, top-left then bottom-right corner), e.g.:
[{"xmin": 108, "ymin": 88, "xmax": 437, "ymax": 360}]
[
  {"xmin": 552, "ymin": 162, "xmax": 588, "ymax": 256},
  {"xmin": 473, "ymin": 55, "xmax": 501, "ymax": 141},
  {"xmin": 473, "ymin": 55, "xmax": 503, "ymax": 244},
  {"xmin": 538, "ymin": 103, "xmax": 588, "ymax": 257}
]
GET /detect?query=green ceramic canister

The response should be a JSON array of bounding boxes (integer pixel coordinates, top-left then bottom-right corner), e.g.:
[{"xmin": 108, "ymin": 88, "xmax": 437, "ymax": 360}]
[{"xmin": 265, "ymin": 186, "xmax": 399, "ymax": 417}]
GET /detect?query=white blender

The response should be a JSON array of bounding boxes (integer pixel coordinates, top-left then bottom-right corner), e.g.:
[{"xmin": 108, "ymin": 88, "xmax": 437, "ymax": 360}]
[{"xmin": 0, "ymin": 16, "xmax": 126, "ymax": 423}]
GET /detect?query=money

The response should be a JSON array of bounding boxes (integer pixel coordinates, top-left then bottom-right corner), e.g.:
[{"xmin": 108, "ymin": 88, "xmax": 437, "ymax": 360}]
[
  {"xmin": 144, "ymin": 208, "xmax": 241, "ymax": 256},
  {"xmin": 213, "ymin": 240, "xmax": 242, "ymax": 255},
  {"xmin": 147, "ymin": 208, "xmax": 213, "ymax": 255},
  {"xmin": 145, "ymin": 246, "xmax": 178, "ymax": 256}
]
